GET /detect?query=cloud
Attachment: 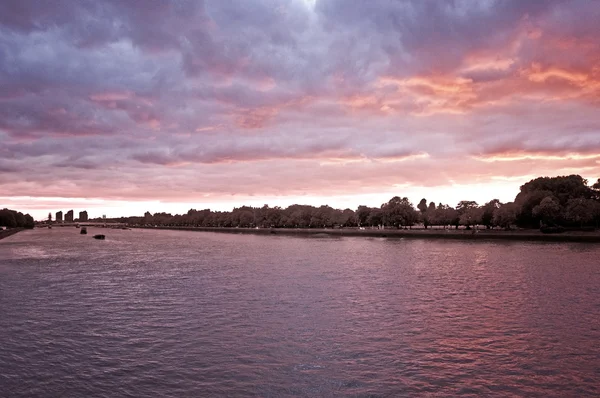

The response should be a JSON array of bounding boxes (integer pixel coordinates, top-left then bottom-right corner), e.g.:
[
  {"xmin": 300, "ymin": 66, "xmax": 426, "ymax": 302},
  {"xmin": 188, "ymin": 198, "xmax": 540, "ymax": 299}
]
[{"xmin": 1, "ymin": 0, "xmax": 600, "ymax": 218}]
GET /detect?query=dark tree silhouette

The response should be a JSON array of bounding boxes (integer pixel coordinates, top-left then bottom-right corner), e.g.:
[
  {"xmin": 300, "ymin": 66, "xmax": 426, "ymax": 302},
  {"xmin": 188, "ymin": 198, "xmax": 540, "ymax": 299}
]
[
  {"xmin": 89, "ymin": 174, "xmax": 600, "ymax": 232},
  {"xmin": 0, "ymin": 208, "xmax": 34, "ymax": 229},
  {"xmin": 382, "ymin": 197, "xmax": 418, "ymax": 229},
  {"xmin": 417, "ymin": 198, "xmax": 431, "ymax": 229},
  {"xmin": 493, "ymin": 202, "xmax": 518, "ymax": 229},
  {"xmin": 533, "ymin": 196, "xmax": 562, "ymax": 225},
  {"xmin": 481, "ymin": 199, "xmax": 501, "ymax": 229}
]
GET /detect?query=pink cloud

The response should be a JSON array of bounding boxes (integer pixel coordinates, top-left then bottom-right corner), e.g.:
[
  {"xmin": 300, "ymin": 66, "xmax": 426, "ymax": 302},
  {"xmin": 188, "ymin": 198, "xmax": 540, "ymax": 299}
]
[{"xmin": 2, "ymin": 0, "xmax": 600, "ymax": 218}]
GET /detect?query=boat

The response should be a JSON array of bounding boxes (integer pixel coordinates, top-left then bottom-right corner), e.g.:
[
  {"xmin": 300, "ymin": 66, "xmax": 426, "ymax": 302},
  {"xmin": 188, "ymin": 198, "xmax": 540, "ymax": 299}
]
[
  {"xmin": 80, "ymin": 227, "xmax": 87, "ymax": 235},
  {"xmin": 93, "ymin": 234, "xmax": 105, "ymax": 240}
]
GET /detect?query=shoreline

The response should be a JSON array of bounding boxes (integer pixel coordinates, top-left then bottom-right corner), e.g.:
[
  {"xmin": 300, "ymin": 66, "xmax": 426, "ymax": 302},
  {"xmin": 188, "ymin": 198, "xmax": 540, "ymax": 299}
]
[
  {"xmin": 0, "ymin": 228, "xmax": 24, "ymax": 241},
  {"xmin": 133, "ymin": 226, "xmax": 600, "ymax": 243}
]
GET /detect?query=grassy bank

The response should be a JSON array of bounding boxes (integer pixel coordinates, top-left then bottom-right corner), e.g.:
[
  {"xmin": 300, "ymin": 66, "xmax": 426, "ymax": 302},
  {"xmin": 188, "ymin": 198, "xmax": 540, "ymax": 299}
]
[
  {"xmin": 134, "ymin": 226, "xmax": 600, "ymax": 243},
  {"xmin": 0, "ymin": 228, "xmax": 24, "ymax": 241}
]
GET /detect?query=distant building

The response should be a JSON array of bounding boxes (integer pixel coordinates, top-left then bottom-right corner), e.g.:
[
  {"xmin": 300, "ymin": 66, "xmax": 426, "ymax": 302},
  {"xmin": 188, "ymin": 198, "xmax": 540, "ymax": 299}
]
[
  {"xmin": 79, "ymin": 211, "xmax": 88, "ymax": 222},
  {"xmin": 56, "ymin": 211, "xmax": 63, "ymax": 222},
  {"xmin": 65, "ymin": 210, "xmax": 74, "ymax": 222}
]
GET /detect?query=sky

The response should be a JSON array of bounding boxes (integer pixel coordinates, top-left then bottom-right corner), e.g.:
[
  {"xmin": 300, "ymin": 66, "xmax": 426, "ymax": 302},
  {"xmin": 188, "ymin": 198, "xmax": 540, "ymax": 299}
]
[{"xmin": 1, "ymin": 0, "xmax": 599, "ymax": 220}]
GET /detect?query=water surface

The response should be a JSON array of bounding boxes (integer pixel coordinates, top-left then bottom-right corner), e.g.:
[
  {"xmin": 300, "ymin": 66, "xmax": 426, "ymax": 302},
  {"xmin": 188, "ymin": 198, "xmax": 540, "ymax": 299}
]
[{"xmin": 1, "ymin": 228, "xmax": 599, "ymax": 396}]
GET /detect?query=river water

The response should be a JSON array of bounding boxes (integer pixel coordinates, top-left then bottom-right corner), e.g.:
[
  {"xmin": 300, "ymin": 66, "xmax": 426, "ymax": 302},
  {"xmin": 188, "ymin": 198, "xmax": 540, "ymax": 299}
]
[{"xmin": 1, "ymin": 228, "xmax": 599, "ymax": 397}]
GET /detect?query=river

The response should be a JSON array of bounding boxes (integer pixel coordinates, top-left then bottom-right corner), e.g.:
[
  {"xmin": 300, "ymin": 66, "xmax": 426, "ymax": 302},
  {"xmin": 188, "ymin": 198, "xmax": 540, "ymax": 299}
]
[{"xmin": 1, "ymin": 227, "xmax": 599, "ymax": 397}]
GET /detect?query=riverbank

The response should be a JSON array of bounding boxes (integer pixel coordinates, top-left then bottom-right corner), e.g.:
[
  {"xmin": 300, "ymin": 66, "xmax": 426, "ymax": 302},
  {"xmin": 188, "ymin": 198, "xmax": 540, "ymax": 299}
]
[
  {"xmin": 133, "ymin": 226, "xmax": 600, "ymax": 243},
  {"xmin": 0, "ymin": 228, "xmax": 24, "ymax": 241}
]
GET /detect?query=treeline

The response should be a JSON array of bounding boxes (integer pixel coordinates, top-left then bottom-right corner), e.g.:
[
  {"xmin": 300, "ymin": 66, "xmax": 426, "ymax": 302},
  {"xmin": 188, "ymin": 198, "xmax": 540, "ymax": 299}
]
[
  {"xmin": 0, "ymin": 208, "xmax": 35, "ymax": 229},
  {"xmin": 102, "ymin": 175, "xmax": 600, "ymax": 230}
]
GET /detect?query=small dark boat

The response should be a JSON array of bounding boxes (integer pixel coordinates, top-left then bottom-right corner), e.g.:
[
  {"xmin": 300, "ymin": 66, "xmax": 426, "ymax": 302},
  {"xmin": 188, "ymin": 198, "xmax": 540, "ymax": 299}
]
[
  {"xmin": 80, "ymin": 227, "xmax": 87, "ymax": 235},
  {"xmin": 93, "ymin": 234, "xmax": 105, "ymax": 240}
]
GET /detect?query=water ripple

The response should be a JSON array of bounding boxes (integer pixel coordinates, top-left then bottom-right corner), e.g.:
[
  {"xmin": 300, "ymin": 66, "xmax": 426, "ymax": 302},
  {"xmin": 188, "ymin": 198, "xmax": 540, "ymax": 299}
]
[{"xmin": 1, "ymin": 228, "xmax": 600, "ymax": 396}]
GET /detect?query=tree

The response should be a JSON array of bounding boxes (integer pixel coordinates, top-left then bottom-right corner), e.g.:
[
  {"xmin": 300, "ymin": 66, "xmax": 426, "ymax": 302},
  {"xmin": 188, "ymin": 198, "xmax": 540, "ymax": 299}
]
[
  {"xmin": 62, "ymin": 176, "xmax": 600, "ymax": 232},
  {"xmin": 593, "ymin": 201, "xmax": 600, "ymax": 229},
  {"xmin": 515, "ymin": 175, "xmax": 594, "ymax": 227},
  {"xmin": 23, "ymin": 214, "xmax": 34, "ymax": 229},
  {"xmin": 448, "ymin": 207, "xmax": 460, "ymax": 229},
  {"xmin": 532, "ymin": 196, "xmax": 562, "ymax": 225},
  {"xmin": 143, "ymin": 211, "xmax": 153, "ymax": 225},
  {"xmin": 565, "ymin": 198, "xmax": 596, "ymax": 227},
  {"xmin": 456, "ymin": 201, "xmax": 480, "ymax": 229},
  {"xmin": 231, "ymin": 206, "xmax": 255, "ymax": 227},
  {"xmin": 0, "ymin": 209, "xmax": 17, "ymax": 228},
  {"xmin": 459, "ymin": 207, "xmax": 483, "ymax": 229},
  {"xmin": 265, "ymin": 206, "xmax": 282, "ymax": 227},
  {"xmin": 0, "ymin": 208, "xmax": 34, "ymax": 229},
  {"xmin": 431, "ymin": 203, "xmax": 457, "ymax": 229},
  {"xmin": 356, "ymin": 206, "xmax": 371, "ymax": 227},
  {"xmin": 481, "ymin": 199, "xmax": 501, "ymax": 229},
  {"xmin": 14, "ymin": 212, "xmax": 26, "ymax": 227},
  {"xmin": 417, "ymin": 198, "xmax": 431, "ymax": 229},
  {"xmin": 515, "ymin": 189, "xmax": 553, "ymax": 227},
  {"xmin": 592, "ymin": 178, "xmax": 600, "ymax": 200},
  {"xmin": 381, "ymin": 196, "xmax": 418, "ymax": 228},
  {"xmin": 517, "ymin": 175, "xmax": 593, "ymax": 205},
  {"xmin": 492, "ymin": 202, "xmax": 517, "ymax": 229},
  {"xmin": 417, "ymin": 199, "xmax": 427, "ymax": 213},
  {"xmin": 456, "ymin": 201, "xmax": 478, "ymax": 214},
  {"xmin": 338, "ymin": 208, "xmax": 356, "ymax": 227},
  {"xmin": 367, "ymin": 208, "xmax": 384, "ymax": 227}
]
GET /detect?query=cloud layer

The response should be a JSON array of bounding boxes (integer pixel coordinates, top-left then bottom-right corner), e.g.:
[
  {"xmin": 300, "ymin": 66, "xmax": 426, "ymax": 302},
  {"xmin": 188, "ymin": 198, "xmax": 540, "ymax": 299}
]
[{"xmin": 1, "ymin": 0, "xmax": 599, "ymax": 218}]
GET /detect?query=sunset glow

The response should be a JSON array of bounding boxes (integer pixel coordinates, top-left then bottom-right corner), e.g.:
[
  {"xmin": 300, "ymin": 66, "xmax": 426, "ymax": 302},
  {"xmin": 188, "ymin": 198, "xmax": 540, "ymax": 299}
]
[{"xmin": 1, "ymin": 0, "xmax": 599, "ymax": 219}]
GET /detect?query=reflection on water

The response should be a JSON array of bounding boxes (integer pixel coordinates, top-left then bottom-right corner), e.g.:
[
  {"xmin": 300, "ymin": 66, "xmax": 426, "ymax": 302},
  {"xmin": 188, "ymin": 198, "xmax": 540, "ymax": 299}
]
[{"xmin": 1, "ymin": 228, "xmax": 600, "ymax": 397}]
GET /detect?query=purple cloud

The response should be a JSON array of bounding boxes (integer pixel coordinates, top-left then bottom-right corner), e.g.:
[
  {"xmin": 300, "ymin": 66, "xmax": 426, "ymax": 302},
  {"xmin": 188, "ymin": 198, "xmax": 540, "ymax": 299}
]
[{"xmin": 1, "ymin": 0, "xmax": 599, "ymax": 218}]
